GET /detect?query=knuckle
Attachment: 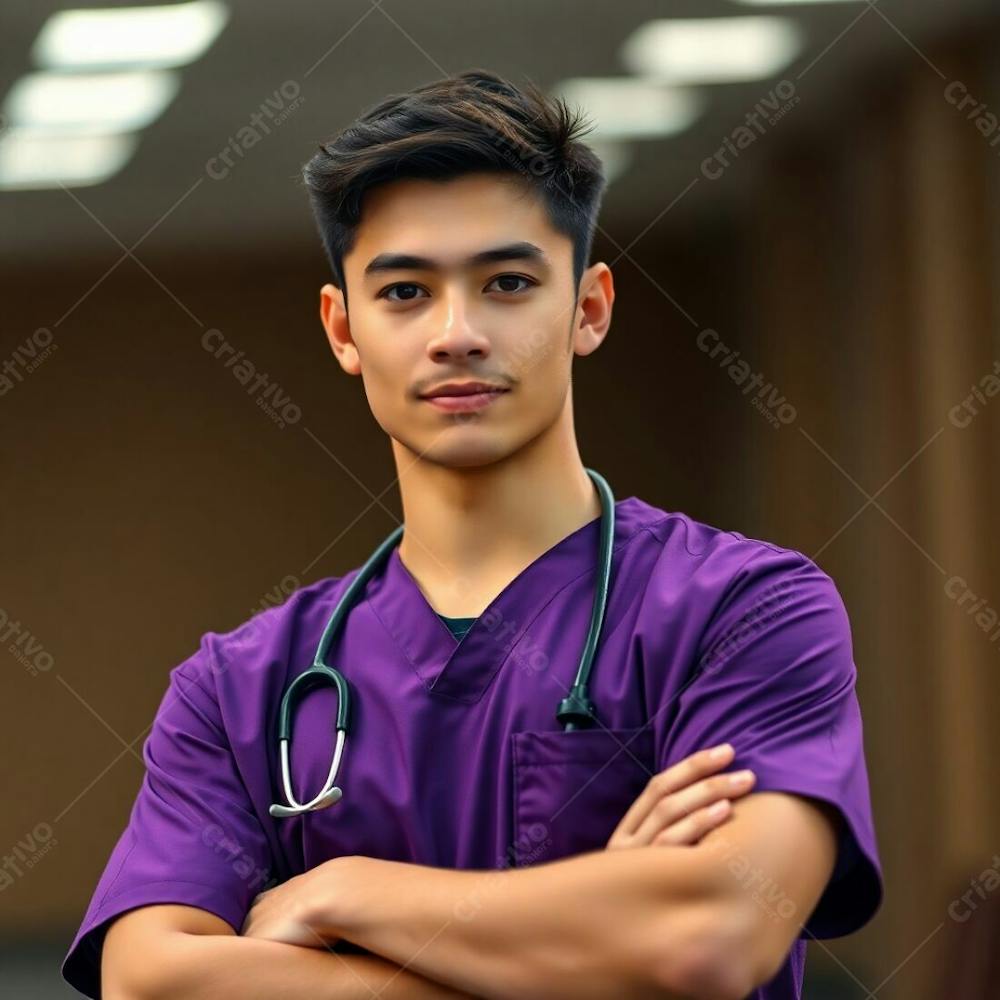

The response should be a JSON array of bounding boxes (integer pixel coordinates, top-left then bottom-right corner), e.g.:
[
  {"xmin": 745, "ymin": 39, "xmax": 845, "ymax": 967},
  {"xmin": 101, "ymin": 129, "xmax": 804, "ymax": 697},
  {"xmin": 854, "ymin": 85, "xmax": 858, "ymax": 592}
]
[
  {"xmin": 692, "ymin": 778, "xmax": 712, "ymax": 798},
  {"xmin": 683, "ymin": 756, "xmax": 704, "ymax": 779},
  {"xmin": 652, "ymin": 798, "xmax": 680, "ymax": 823},
  {"xmin": 649, "ymin": 771, "xmax": 673, "ymax": 796},
  {"xmin": 649, "ymin": 767, "xmax": 674, "ymax": 789}
]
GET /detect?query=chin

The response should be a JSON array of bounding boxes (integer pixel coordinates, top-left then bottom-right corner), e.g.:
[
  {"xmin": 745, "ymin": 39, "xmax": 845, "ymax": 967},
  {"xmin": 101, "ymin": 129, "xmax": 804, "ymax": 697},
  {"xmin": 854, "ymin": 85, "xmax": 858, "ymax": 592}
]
[{"xmin": 397, "ymin": 431, "xmax": 517, "ymax": 471}]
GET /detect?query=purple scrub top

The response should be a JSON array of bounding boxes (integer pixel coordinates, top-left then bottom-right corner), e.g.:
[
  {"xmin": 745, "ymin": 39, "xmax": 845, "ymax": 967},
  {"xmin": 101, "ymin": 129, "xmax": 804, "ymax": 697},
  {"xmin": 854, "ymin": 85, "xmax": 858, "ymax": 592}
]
[{"xmin": 62, "ymin": 496, "xmax": 883, "ymax": 998}]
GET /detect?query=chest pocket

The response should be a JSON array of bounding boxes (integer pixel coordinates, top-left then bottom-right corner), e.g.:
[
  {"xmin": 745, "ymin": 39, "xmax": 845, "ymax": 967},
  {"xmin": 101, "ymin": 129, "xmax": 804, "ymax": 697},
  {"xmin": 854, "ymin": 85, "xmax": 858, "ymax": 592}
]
[{"xmin": 510, "ymin": 726, "xmax": 655, "ymax": 868}]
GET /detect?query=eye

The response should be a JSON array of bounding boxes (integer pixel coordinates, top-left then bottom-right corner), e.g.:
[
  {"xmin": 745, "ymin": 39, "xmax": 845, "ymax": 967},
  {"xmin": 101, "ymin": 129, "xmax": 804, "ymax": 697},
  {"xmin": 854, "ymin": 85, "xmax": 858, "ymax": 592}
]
[
  {"xmin": 377, "ymin": 274, "xmax": 536, "ymax": 303},
  {"xmin": 486, "ymin": 274, "xmax": 535, "ymax": 294},
  {"xmin": 379, "ymin": 283, "xmax": 428, "ymax": 303}
]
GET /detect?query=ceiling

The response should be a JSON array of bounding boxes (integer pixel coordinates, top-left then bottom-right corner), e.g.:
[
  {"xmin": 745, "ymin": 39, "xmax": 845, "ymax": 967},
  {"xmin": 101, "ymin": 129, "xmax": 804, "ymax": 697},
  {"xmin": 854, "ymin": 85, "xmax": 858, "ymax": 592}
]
[{"xmin": 0, "ymin": 0, "xmax": 995, "ymax": 264}]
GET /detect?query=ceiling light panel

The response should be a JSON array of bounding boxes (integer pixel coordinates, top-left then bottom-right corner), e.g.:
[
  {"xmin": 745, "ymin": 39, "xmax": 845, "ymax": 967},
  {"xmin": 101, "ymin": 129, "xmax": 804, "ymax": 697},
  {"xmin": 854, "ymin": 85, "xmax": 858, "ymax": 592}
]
[
  {"xmin": 3, "ymin": 70, "xmax": 181, "ymax": 132},
  {"xmin": 32, "ymin": 0, "xmax": 229, "ymax": 71},
  {"xmin": 0, "ymin": 128, "xmax": 139, "ymax": 189},
  {"xmin": 554, "ymin": 78, "xmax": 705, "ymax": 141},
  {"xmin": 622, "ymin": 17, "xmax": 804, "ymax": 83}
]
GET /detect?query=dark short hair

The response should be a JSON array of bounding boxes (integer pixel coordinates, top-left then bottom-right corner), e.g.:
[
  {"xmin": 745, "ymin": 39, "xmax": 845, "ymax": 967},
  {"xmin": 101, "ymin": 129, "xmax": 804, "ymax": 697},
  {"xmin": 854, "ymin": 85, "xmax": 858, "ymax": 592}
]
[{"xmin": 301, "ymin": 68, "xmax": 608, "ymax": 310}]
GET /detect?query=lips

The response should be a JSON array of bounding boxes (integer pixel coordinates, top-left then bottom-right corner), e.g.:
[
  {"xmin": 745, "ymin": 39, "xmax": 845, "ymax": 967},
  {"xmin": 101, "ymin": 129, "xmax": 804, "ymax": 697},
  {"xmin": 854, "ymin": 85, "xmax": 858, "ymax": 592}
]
[
  {"xmin": 421, "ymin": 381, "xmax": 507, "ymax": 399},
  {"xmin": 419, "ymin": 382, "xmax": 509, "ymax": 413}
]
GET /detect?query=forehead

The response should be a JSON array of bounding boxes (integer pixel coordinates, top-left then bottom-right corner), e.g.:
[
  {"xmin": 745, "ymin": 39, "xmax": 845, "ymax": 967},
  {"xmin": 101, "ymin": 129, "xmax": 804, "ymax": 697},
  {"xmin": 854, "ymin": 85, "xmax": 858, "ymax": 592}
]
[{"xmin": 346, "ymin": 172, "xmax": 571, "ymax": 268}]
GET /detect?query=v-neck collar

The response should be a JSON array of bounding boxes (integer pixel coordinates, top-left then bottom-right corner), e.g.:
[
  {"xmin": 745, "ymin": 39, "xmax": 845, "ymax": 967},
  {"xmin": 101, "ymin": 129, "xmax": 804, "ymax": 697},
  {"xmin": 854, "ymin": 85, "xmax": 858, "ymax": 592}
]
[{"xmin": 363, "ymin": 496, "xmax": 657, "ymax": 703}]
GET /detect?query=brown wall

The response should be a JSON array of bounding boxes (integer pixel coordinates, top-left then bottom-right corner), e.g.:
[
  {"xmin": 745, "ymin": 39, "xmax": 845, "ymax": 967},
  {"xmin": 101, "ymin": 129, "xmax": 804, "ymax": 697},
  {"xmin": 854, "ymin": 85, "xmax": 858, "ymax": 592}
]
[
  {"xmin": 0, "ymin": 223, "xmax": 747, "ymax": 921},
  {"xmin": 744, "ymin": 32, "xmax": 1000, "ymax": 998}
]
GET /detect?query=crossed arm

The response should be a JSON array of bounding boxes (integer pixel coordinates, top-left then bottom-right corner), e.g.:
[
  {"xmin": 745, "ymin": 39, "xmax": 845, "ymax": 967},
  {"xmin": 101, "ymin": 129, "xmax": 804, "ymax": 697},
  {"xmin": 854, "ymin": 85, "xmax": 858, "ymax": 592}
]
[{"xmin": 103, "ymin": 786, "xmax": 840, "ymax": 1000}]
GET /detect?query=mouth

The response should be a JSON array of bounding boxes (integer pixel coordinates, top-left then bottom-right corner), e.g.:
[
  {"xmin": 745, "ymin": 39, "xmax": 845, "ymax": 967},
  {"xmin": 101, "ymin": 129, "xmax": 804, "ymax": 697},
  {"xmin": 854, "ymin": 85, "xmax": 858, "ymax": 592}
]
[{"xmin": 419, "ymin": 381, "xmax": 510, "ymax": 414}]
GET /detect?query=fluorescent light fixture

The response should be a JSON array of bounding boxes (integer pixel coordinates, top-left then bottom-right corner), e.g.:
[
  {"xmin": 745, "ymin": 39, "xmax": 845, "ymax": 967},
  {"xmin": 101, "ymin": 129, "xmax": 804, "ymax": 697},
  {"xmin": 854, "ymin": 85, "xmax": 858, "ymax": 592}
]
[
  {"xmin": 4, "ymin": 70, "xmax": 181, "ymax": 132},
  {"xmin": 621, "ymin": 17, "xmax": 804, "ymax": 83},
  {"xmin": 732, "ymin": 0, "xmax": 861, "ymax": 4},
  {"xmin": 553, "ymin": 78, "xmax": 705, "ymax": 141},
  {"xmin": 32, "ymin": 0, "xmax": 229, "ymax": 71},
  {"xmin": 0, "ymin": 128, "xmax": 139, "ymax": 189}
]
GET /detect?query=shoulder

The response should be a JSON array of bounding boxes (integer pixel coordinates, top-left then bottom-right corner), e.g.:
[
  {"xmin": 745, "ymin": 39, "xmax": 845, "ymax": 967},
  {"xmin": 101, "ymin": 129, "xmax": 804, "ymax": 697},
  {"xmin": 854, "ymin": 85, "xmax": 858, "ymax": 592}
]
[
  {"xmin": 631, "ymin": 495, "xmax": 824, "ymax": 582},
  {"xmin": 173, "ymin": 571, "xmax": 361, "ymax": 696},
  {"xmin": 630, "ymin": 497, "xmax": 852, "ymax": 658}
]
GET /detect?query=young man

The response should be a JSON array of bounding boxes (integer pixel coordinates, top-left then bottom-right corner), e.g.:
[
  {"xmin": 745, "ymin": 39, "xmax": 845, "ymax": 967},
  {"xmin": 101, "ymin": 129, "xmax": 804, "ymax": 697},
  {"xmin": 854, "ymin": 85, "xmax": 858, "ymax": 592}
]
[{"xmin": 63, "ymin": 70, "xmax": 882, "ymax": 999}]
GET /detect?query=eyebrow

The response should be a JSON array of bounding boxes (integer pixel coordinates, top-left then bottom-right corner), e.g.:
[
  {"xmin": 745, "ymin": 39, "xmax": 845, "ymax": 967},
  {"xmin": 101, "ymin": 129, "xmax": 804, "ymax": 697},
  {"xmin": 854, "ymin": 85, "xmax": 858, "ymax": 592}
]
[{"xmin": 363, "ymin": 241, "xmax": 551, "ymax": 278}]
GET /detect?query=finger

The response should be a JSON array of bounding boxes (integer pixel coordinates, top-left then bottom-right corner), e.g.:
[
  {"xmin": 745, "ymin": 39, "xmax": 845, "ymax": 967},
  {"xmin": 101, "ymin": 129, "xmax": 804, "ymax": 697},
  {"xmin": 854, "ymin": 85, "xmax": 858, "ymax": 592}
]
[
  {"xmin": 652, "ymin": 799, "xmax": 733, "ymax": 847},
  {"xmin": 630, "ymin": 769, "xmax": 755, "ymax": 845},
  {"xmin": 613, "ymin": 743, "xmax": 735, "ymax": 839}
]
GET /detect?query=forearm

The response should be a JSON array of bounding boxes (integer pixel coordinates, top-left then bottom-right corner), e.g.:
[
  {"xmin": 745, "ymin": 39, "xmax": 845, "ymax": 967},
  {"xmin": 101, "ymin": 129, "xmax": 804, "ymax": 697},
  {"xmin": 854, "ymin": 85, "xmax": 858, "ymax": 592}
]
[
  {"xmin": 126, "ymin": 932, "xmax": 473, "ymax": 1000},
  {"xmin": 322, "ymin": 847, "xmax": 744, "ymax": 1000}
]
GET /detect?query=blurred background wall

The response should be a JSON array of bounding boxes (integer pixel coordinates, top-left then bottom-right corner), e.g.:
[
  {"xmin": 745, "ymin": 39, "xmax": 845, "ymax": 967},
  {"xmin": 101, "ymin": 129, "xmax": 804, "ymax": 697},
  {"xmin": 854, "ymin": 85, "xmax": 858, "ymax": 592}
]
[{"xmin": 1, "ymin": 1, "xmax": 998, "ymax": 997}]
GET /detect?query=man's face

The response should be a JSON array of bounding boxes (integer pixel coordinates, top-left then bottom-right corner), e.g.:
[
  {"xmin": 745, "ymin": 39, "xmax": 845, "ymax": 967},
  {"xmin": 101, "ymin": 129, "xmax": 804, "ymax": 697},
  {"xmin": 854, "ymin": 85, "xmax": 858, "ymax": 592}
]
[{"xmin": 321, "ymin": 171, "xmax": 611, "ymax": 469}]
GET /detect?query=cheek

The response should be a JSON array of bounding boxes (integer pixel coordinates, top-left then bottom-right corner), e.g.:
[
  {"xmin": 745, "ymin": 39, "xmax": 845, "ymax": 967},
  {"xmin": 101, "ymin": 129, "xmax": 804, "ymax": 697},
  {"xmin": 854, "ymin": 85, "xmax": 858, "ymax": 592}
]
[
  {"xmin": 506, "ymin": 330, "xmax": 572, "ymax": 414},
  {"xmin": 356, "ymin": 360, "xmax": 407, "ymax": 437},
  {"xmin": 502, "ymin": 305, "xmax": 573, "ymax": 384}
]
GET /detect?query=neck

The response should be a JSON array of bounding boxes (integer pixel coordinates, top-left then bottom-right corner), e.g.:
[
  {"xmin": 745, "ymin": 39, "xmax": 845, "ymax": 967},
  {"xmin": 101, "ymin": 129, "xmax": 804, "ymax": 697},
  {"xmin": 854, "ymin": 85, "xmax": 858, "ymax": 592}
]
[{"xmin": 391, "ymin": 406, "xmax": 602, "ymax": 617}]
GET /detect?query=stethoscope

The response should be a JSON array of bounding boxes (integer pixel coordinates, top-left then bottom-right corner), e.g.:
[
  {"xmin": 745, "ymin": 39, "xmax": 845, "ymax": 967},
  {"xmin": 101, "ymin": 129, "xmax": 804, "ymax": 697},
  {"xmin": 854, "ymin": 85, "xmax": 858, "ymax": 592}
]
[{"xmin": 269, "ymin": 467, "xmax": 616, "ymax": 818}]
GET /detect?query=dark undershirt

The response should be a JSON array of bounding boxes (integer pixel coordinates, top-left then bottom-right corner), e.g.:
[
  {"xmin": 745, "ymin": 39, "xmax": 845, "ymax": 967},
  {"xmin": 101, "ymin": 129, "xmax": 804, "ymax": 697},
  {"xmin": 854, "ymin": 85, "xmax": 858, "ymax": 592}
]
[{"xmin": 437, "ymin": 612, "xmax": 478, "ymax": 642}]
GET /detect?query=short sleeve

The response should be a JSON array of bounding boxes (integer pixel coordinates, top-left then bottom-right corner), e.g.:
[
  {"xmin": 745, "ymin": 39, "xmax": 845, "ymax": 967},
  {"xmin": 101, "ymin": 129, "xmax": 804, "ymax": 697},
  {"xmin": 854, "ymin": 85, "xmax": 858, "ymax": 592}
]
[
  {"xmin": 660, "ymin": 548, "xmax": 884, "ymax": 939},
  {"xmin": 61, "ymin": 636, "xmax": 276, "ymax": 998}
]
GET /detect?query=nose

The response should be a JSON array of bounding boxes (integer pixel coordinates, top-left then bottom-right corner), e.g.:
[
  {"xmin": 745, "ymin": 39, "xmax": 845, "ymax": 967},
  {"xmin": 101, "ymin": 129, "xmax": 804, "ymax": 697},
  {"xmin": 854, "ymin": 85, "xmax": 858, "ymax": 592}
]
[{"xmin": 425, "ymin": 289, "xmax": 491, "ymax": 362}]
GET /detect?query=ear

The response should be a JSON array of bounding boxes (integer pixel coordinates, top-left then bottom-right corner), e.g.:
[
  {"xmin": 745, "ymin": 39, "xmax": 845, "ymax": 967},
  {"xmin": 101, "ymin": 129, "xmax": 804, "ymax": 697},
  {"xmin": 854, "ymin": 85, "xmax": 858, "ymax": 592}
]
[
  {"xmin": 572, "ymin": 262, "xmax": 614, "ymax": 358},
  {"xmin": 320, "ymin": 283, "xmax": 361, "ymax": 375}
]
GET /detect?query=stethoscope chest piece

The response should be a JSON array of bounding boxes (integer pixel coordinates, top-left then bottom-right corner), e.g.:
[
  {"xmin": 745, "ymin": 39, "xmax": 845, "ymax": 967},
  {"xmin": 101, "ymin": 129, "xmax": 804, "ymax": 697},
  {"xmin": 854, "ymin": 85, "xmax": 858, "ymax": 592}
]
[{"xmin": 268, "ymin": 664, "xmax": 351, "ymax": 818}]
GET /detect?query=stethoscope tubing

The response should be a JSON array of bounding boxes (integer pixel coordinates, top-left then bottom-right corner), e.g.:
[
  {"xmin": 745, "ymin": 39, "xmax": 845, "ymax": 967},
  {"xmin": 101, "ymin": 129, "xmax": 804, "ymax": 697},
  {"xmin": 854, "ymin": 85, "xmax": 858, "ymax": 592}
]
[{"xmin": 269, "ymin": 468, "xmax": 615, "ymax": 817}]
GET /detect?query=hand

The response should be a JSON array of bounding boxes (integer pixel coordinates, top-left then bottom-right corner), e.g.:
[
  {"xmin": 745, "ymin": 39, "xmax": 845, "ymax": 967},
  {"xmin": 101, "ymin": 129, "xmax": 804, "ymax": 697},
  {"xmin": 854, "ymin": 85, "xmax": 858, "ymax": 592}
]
[
  {"xmin": 243, "ymin": 859, "xmax": 480, "ymax": 999},
  {"xmin": 241, "ymin": 863, "xmax": 343, "ymax": 948},
  {"xmin": 606, "ymin": 743, "xmax": 755, "ymax": 849}
]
